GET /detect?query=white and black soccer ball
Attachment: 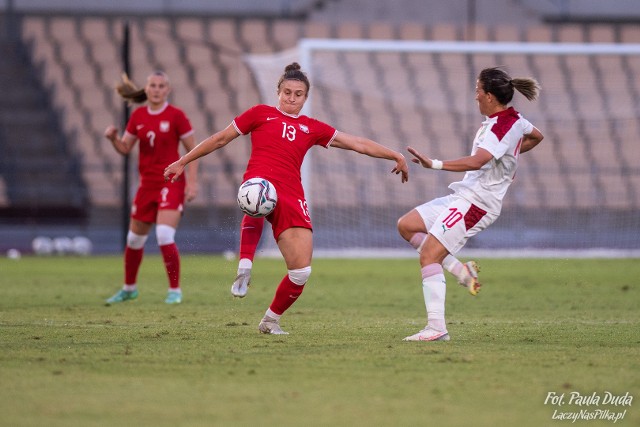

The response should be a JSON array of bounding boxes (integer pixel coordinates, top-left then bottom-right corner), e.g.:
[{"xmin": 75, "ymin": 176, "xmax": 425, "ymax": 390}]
[{"xmin": 237, "ymin": 177, "xmax": 277, "ymax": 217}]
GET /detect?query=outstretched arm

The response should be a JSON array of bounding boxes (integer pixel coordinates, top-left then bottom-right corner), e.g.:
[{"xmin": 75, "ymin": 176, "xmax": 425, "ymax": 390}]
[
  {"xmin": 407, "ymin": 146, "xmax": 493, "ymax": 172},
  {"xmin": 164, "ymin": 124, "xmax": 239, "ymax": 182},
  {"xmin": 331, "ymin": 132, "xmax": 409, "ymax": 183}
]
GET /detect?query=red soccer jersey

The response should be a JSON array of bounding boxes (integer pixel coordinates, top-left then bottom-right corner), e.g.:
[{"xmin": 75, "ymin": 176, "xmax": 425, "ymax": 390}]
[
  {"xmin": 233, "ymin": 105, "xmax": 337, "ymax": 197},
  {"xmin": 125, "ymin": 102, "xmax": 194, "ymax": 185}
]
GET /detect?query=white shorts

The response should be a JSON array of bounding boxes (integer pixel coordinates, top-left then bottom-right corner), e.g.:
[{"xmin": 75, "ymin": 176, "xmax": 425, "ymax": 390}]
[{"xmin": 414, "ymin": 194, "xmax": 498, "ymax": 254}]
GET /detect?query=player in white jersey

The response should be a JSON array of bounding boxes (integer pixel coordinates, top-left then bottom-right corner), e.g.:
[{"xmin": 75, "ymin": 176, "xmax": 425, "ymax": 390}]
[{"xmin": 398, "ymin": 67, "xmax": 545, "ymax": 342}]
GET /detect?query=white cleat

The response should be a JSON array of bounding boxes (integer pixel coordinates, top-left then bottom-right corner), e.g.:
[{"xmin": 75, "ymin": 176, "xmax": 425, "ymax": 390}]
[
  {"xmin": 461, "ymin": 261, "xmax": 482, "ymax": 296},
  {"xmin": 231, "ymin": 268, "xmax": 251, "ymax": 298},
  {"xmin": 258, "ymin": 316, "xmax": 289, "ymax": 335},
  {"xmin": 403, "ymin": 326, "xmax": 450, "ymax": 342}
]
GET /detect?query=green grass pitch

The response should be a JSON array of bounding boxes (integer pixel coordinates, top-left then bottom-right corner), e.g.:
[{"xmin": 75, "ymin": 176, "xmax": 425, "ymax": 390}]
[{"xmin": 1, "ymin": 255, "xmax": 638, "ymax": 427}]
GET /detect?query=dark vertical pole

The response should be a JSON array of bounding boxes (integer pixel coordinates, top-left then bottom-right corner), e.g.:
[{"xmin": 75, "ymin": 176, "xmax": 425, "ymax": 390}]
[
  {"xmin": 6, "ymin": 0, "xmax": 16, "ymax": 40},
  {"xmin": 121, "ymin": 21, "xmax": 131, "ymax": 249}
]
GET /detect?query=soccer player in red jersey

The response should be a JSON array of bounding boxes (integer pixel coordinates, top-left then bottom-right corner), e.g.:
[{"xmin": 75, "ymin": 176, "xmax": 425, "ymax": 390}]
[
  {"xmin": 164, "ymin": 62, "xmax": 408, "ymax": 334},
  {"xmin": 104, "ymin": 71, "xmax": 199, "ymax": 305}
]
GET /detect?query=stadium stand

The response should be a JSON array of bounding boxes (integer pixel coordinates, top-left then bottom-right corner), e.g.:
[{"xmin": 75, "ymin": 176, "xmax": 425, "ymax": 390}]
[
  {"xmin": 18, "ymin": 17, "xmax": 640, "ymax": 209},
  {"xmin": 0, "ymin": 2, "xmax": 638, "ymax": 251},
  {"xmin": 0, "ymin": 17, "xmax": 88, "ymax": 222}
]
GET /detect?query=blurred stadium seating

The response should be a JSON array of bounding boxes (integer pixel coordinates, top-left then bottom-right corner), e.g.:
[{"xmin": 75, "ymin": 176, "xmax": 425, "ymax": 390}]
[
  {"xmin": 0, "ymin": 15, "xmax": 88, "ymax": 222},
  {"xmin": 1, "ymin": 2, "xmax": 639, "ymax": 253}
]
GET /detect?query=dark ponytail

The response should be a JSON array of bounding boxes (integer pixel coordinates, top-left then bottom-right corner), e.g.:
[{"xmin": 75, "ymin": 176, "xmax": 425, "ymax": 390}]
[{"xmin": 478, "ymin": 67, "xmax": 540, "ymax": 104}]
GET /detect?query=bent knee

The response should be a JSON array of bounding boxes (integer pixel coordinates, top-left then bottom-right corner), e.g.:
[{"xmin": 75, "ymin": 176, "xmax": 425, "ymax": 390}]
[
  {"xmin": 156, "ymin": 224, "xmax": 176, "ymax": 246},
  {"xmin": 397, "ymin": 213, "xmax": 416, "ymax": 239},
  {"xmin": 398, "ymin": 209, "xmax": 425, "ymax": 234},
  {"xmin": 397, "ymin": 210, "xmax": 415, "ymax": 230},
  {"xmin": 288, "ymin": 266, "xmax": 312, "ymax": 285},
  {"xmin": 127, "ymin": 231, "xmax": 148, "ymax": 249}
]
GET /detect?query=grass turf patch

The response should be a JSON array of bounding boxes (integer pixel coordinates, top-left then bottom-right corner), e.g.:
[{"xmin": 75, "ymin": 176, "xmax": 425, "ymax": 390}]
[{"xmin": 1, "ymin": 256, "xmax": 638, "ymax": 426}]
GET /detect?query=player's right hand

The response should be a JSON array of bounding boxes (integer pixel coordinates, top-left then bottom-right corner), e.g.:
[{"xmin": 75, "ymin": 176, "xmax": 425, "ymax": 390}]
[
  {"xmin": 104, "ymin": 125, "xmax": 118, "ymax": 140},
  {"xmin": 163, "ymin": 160, "xmax": 184, "ymax": 183},
  {"xmin": 407, "ymin": 146, "xmax": 434, "ymax": 169}
]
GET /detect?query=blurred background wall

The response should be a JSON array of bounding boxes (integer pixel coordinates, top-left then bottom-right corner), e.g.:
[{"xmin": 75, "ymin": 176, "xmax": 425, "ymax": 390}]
[{"xmin": 1, "ymin": 0, "xmax": 639, "ymax": 255}]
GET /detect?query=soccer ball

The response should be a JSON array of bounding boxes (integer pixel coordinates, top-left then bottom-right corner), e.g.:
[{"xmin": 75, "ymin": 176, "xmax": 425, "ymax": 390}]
[
  {"xmin": 32, "ymin": 236, "xmax": 54, "ymax": 255},
  {"xmin": 53, "ymin": 237, "xmax": 74, "ymax": 255},
  {"xmin": 72, "ymin": 236, "xmax": 93, "ymax": 256},
  {"xmin": 237, "ymin": 177, "xmax": 277, "ymax": 217},
  {"xmin": 6, "ymin": 248, "xmax": 21, "ymax": 260}
]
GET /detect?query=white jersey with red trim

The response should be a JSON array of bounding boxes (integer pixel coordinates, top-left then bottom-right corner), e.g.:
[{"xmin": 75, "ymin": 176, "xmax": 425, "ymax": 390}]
[{"xmin": 449, "ymin": 107, "xmax": 534, "ymax": 215}]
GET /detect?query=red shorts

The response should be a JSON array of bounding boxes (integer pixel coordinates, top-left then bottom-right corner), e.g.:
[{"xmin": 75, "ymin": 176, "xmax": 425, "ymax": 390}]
[
  {"xmin": 267, "ymin": 191, "xmax": 313, "ymax": 240},
  {"xmin": 131, "ymin": 180, "xmax": 185, "ymax": 223}
]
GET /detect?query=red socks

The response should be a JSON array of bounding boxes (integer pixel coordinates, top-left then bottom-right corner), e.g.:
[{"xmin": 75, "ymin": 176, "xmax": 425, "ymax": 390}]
[
  {"xmin": 239, "ymin": 215, "xmax": 264, "ymax": 261},
  {"xmin": 124, "ymin": 243, "xmax": 180, "ymax": 289},
  {"xmin": 269, "ymin": 275, "xmax": 304, "ymax": 315},
  {"xmin": 124, "ymin": 246, "xmax": 144, "ymax": 285},
  {"xmin": 160, "ymin": 243, "xmax": 180, "ymax": 289}
]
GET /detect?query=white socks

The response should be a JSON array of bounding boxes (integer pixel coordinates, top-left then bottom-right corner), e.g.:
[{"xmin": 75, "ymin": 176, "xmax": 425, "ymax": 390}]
[
  {"xmin": 421, "ymin": 263, "xmax": 447, "ymax": 332},
  {"xmin": 443, "ymin": 254, "xmax": 470, "ymax": 284},
  {"xmin": 409, "ymin": 232, "xmax": 427, "ymax": 252},
  {"xmin": 410, "ymin": 234, "xmax": 467, "ymax": 284},
  {"xmin": 264, "ymin": 308, "xmax": 280, "ymax": 321},
  {"xmin": 238, "ymin": 258, "xmax": 253, "ymax": 274}
]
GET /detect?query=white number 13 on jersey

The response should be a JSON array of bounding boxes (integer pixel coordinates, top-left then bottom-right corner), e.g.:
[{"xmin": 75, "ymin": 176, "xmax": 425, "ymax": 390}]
[
  {"xmin": 298, "ymin": 199, "xmax": 310, "ymax": 220},
  {"xmin": 281, "ymin": 122, "xmax": 296, "ymax": 141}
]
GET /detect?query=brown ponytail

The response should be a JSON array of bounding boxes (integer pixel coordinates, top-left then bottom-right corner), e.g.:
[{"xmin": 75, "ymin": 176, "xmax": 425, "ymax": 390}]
[{"xmin": 115, "ymin": 73, "xmax": 147, "ymax": 104}]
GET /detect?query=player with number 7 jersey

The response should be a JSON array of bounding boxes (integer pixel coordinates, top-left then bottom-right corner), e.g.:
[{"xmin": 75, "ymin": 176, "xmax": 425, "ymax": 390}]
[
  {"xmin": 164, "ymin": 62, "xmax": 408, "ymax": 335},
  {"xmin": 104, "ymin": 71, "xmax": 199, "ymax": 306},
  {"xmin": 125, "ymin": 99, "xmax": 193, "ymax": 186}
]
